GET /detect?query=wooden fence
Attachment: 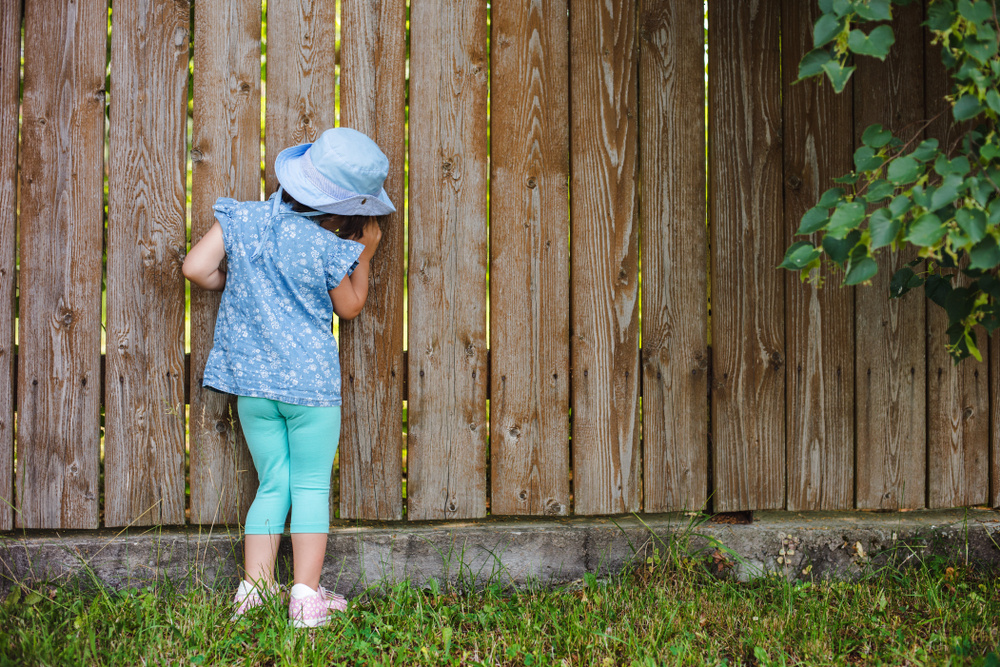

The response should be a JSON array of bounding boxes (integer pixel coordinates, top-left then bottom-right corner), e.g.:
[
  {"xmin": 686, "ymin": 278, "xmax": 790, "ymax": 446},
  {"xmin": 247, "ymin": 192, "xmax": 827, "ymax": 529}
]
[{"xmin": 1, "ymin": 0, "xmax": 996, "ymax": 531}]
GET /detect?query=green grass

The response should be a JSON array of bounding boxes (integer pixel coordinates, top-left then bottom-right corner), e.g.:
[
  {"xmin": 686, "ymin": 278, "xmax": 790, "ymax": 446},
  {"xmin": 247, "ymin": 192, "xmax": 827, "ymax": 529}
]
[{"xmin": 1, "ymin": 542, "xmax": 998, "ymax": 667}]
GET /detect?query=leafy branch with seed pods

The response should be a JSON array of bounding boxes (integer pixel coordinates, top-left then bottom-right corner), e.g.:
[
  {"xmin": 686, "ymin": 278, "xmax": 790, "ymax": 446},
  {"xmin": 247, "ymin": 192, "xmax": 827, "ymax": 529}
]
[{"xmin": 782, "ymin": 0, "xmax": 1000, "ymax": 362}]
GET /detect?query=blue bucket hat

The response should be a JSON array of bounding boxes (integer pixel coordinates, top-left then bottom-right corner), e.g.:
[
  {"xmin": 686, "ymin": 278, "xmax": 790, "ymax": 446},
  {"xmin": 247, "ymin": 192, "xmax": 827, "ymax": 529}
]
[{"xmin": 274, "ymin": 127, "xmax": 395, "ymax": 216}]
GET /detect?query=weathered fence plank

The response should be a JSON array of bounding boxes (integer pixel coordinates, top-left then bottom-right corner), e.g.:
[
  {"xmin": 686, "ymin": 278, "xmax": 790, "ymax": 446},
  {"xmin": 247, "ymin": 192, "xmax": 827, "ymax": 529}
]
[
  {"xmin": 16, "ymin": 0, "xmax": 106, "ymax": 529},
  {"xmin": 569, "ymin": 0, "xmax": 640, "ymax": 516},
  {"xmin": 925, "ymin": 29, "xmax": 988, "ymax": 509},
  {"xmin": 854, "ymin": 2, "xmax": 926, "ymax": 510},
  {"xmin": 0, "ymin": 0, "xmax": 20, "ymax": 532},
  {"xmin": 638, "ymin": 0, "xmax": 708, "ymax": 513},
  {"xmin": 708, "ymin": 0, "xmax": 785, "ymax": 512},
  {"xmin": 189, "ymin": 0, "xmax": 261, "ymax": 524},
  {"xmin": 407, "ymin": 0, "xmax": 488, "ymax": 520},
  {"xmin": 994, "ymin": 341, "xmax": 1000, "ymax": 506},
  {"xmin": 263, "ymin": 0, "xmax": 339, "ymax": 522},
  {"xmin": 339, "ymin": 0, "xmax": 407, "ymax": 520},
  {"xmin": 490, "ymin": 0, "xmax": 570, "ymax": 516},
  {"xmin": 104, "ymin": 0, "xmax": 190, "ymax": 528},
  {"xmin": 780, "ymin": 0, "xmax": 854, "ymax": 511},
  {"xmin": 262, "ymin": 0, "xmax": 336, "ymax": 197}
]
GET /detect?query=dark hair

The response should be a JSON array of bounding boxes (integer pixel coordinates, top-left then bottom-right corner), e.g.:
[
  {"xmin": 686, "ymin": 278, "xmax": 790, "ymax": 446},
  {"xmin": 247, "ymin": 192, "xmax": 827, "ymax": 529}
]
[{"xmin": 280, "ymin": 189, "xmax": 371, "ymax": 240}]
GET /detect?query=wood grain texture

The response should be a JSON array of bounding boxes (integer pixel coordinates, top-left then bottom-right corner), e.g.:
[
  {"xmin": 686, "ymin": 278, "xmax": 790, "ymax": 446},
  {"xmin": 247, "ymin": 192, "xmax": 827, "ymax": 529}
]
[
  {"xmin": 994, "ymin": 334, "xmax": 1000, "ymax": 507},
  {"xmin": 339, "ymin": 0, "xmax": 407, "ymax": 520},
  {"xmin": 854, "ymin": 2, "xmax": 926, "ymax": 510},
  {"xmin": 16, "ymin": 0, "xmax": 106, "ymax": 529},
  {"xmin": 189, "ymin": 0, "xmax": 261, "ymax": 525},
  {"xmin": 0, "ymin": 0, "xmax": 20, "ymax": 531},
  {"xmin": 104, "ymin": 0, "xmax": 190, "ymax": 528},
  {"xmin": 925, "ymin": 28, "xmax": 988, "ymax": 509},
  {"xmin": 638, "ymin": 0, "xmax": 708, "ymax": 513},
  {"xmin": 264, "ymin": 0, "xmax": 339, "ymax": 524},
  {"xmin": 780, "ymin": 0, "xmax": 854, "ymax": 511},
  {"xmin": 569, "ymin": 0, "xmax": 640, "ymax": 515},
  {"xmin": 407, "ymin": 0, "xmax": 488, "ymax": 520},
  {"xmin": 490, "ymin": 0, "xmax": 570, "ymax": 516},
  {"xmin": 263, "ymin": 0, "xmax": 337, "ymax": 197},
  {"xmin": 708, "ymin": 0, "xmax": 785, "ymax": 512}
]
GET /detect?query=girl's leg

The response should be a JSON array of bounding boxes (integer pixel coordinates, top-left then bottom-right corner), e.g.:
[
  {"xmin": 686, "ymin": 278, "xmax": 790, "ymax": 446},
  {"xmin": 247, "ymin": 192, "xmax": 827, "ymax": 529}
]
[
  {"xmin": 237, "ymin": 396, "xmax": 294, "ymax": 588},
  {"xmin": 244, "ymin": 534, "xmax": 282, "ymax": 587},
  {"xmin": 281, "ymin": 403, "xmax": 341, "ymax": 590},
  {"xmin": 290, "ymin": 534, "xmax": 329, "ymax": 590}
]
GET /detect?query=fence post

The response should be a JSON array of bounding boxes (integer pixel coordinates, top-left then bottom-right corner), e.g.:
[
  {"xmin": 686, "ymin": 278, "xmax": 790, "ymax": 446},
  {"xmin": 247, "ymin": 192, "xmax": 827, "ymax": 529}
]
[
  {"xmin": 489, "ymin": 0, "xmax": 571, "ymax": 517},
  {"xmin": 407, "ymin": 0, "xmax": 489, "ymax": 520},
  {"xmin": 189, "ymin": 0, "xmax": 261, "ymax": 525},
  {"xmin": 16, "ymin": 0, "xmax": 106, "ymax": 529},
  {"xmin": 708, "ymin": 0, "xmax": 786, "ymax": 512},
  {"xmin": 639, "ymin": 0, "xmax": 709, "ymax": 513},
  {"xmin": 780, "ymin": 0, "xmax": 855, "ymax": 511},
  {"xmin": 339, "ymin": 0, "xmax": 407, "ymax": 521}
]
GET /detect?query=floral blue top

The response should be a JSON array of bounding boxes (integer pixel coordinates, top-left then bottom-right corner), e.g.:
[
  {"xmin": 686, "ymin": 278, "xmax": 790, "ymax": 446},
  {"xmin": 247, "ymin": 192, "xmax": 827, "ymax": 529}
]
[{"xmin": 202, "ymin": 193, "xmax": 365, "ymax": 407}]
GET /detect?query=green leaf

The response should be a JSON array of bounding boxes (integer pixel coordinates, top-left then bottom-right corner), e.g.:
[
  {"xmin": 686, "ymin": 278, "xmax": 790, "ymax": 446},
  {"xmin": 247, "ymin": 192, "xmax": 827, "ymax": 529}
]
[
  {"xmin": 863, "ymin": 179, "xmax": 896, "ymax": 203},
  {"xmin": 980, "ymin": 273, "xmax": 1000, "ymax": 299},
  {"xmin": 965, "ymin": 36, "xmax": 999, "ymax": 65},
  {"xmin": 797, "ymin": 207, "xmax": 830, "ymax": 235},
  {"xmin": 823, "ymin": 230, "xmax": 861, "ymax": 266},
  {"xmin": 911, "ymin": 184, "xmax": 931, "ymax": 209},
  {"xmin": 910, "ymin": 138, "xmax": 940, "ymax": 162},
  {"xmin": 934, "ymin": 155, "xmax": 971, "ymax": 176},
  {"xmin": 832, "ymin": 0, "xmax": 852, "ymax": 16},
  {"xmin": 926, "ymin": 274, "xmax": 954, "ymax": 307},
  {"xmin": 888, "ymin": 194, "xmax": 913, "ymax": 218},
  {"xmin": 869, "ymin": 208, "xmax": 900, "ymax": 248},
  {"xmin": 969, "ymin": 235, "xmax": 1000, "ymax": 269},
  {"xmin": 887, "ymin": 156, "xmax": 920, "ymax": 184},
  {"xmin": 958, "ymin": 0, "xmax": 994, "ymax": 23},
  {"xmin": 844, "ymin": 256, "xmax": 878, "ymax": 285},
  {"xmin": 24, "ymin": 591, "xmax": 43, "ymax": 606},
  {"xmin": 819, "ymin": 0, "xmax": 835, "ymax": 11},
  {"xmin": 798, "ymin": 48, "xmax": 834, "ymax": 80},
  {"xmin": 989, "ymin": 198, "xmax": 1000, "ymax": 225},
  {"xmin": 986, "ymin": 88, "xmax": 1000, "ymax": 114},
  {"xmin": 854, "ymin": 146, "xmax": 884, "ymax": 172},
  {"xmin": 847, "ymin": 25, "xmax": 896, "ymax": 60},
  {"xmin": 889, "ymin": 267, "xmax": 925, "ymax": 297},
  {"xmin": 861, "ymin": 123, "xmax": 893, "ymax": 149},
  {"xmin": 780, "ymin": 241, "xmax": 822, "ymax": 270},
  {"xmin": 827, "ymin": 201, "xmax": 867, "ymax": 238},
  {"xmin": 954, "ymin": 94, "xmax": 984, "ymax": 121},
  {"xmin": 822, "ymin": 60, "xmax": 856, "ymax": 93},
  {"xmin": 813, "ymin": 13, "xmax": 844, "ymax": 48},
  {"xmin": 929, "ymin": 173, "xmax": 965, "ymax": 211},
  {"xmin": 956, "ymin": 208, "xmax": 987, "ymax": 244},
  {"xmin": 817, "ymin": 187, "xmax": 846, "ymax": 209},
  {"xmin": 905, "ymin": 212, "xmax": 946, "ymax": 246},
  {"xmin": 926, "ymin": 0, "xmax": 956, "ymax": 31},
  {"xmin": 833, "ymin": 172, "xmax": 861, "ymax": 185},
  {"xmin": 854, "ymin": 0, "xmax": 892, "ymax": 21},
  {"xmin": 946, "ymin": 286, "xmax": 975, "ymax": 322}
]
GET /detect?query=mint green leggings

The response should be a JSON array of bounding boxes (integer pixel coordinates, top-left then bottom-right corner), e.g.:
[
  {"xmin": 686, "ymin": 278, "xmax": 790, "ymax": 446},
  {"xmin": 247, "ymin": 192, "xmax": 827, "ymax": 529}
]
[{"xmin": 237, "ymin": 396, "xmax": 340, "ymax": 535}]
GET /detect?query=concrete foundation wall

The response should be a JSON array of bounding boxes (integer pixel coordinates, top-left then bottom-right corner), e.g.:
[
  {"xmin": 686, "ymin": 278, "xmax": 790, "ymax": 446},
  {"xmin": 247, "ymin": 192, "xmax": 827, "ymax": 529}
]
[{"xmin": 1, "ymin": 511, "xmax": 998, "ymax": 596}]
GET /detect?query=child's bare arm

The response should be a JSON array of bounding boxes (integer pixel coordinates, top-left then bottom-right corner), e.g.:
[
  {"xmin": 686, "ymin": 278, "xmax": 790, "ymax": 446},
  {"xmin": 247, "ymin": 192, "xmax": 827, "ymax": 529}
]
[
  {"xmin": 183, "ymin": 221, "xmax": 227, "ymax": 291},
  {"xmin": 330, "ymin": 219, "xmax": 382, "ymax": 320}
]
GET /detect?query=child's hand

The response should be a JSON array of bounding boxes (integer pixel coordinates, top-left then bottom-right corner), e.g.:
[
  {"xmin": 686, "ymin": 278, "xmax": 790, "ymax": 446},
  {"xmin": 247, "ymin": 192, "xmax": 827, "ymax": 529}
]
[{"xmin": 357, "ymin": 218, "xmax": 383, "ymax": 261}]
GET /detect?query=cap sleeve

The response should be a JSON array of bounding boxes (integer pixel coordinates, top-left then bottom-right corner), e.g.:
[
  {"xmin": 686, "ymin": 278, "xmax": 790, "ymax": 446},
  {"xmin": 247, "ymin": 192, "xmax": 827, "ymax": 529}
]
[
  {"xmin": 212, "ymin": 197, "xmax": 240, "ymax": 249},
  {"xmin": 325, "ymin": 235, "xmax": 365, "ymax": 290}
]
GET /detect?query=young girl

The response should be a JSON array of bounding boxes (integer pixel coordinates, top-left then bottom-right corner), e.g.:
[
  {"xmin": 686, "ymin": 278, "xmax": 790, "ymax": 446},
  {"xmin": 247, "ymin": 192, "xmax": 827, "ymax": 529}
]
[{"xmin": 183, "ymin": 127, "xmax": 392, "ymax": 628}]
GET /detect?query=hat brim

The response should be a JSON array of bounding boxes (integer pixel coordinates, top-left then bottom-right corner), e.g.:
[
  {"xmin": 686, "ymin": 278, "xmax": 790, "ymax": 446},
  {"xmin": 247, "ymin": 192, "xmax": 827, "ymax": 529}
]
[{"xmin": 274, "ymin": 143, "xmax": 397, "ymax": 216}]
